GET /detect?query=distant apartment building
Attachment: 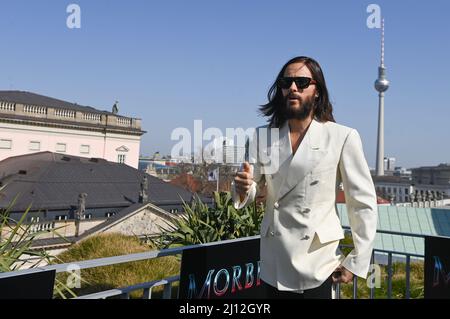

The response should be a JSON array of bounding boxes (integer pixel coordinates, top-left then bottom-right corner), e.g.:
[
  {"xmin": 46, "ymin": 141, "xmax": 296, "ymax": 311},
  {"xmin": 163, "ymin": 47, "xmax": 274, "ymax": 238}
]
[
  {"xmin": 214, "ymin": 137, "xmax": 245, "ymax": 164},
  {"xmin": 373, "ymin": 163, "xmax": 450, "ymax": 205},
  {"xmin": 223, "ymin": 144, "xmax": 245, "ymax": 164},
  {"xmin": 393, "ymin": 166, "xmax": 412, "ymax": 177},
  {"xmin": 411, "ymin": 163, "xmax": 450, "ymax": 197},
  {"xmin": 384, "ymin": 157, "xmax": 396, "ymax": 172},
  {"xmin": 373, "ymin": 175, "xmax": 414, "ymax": 203},
  {"xmin": 200, "ymin": 137, "xmax": 246, "ymax": 165},
  {"xmin": 0, "ymin": 91, "xmax": 145, "ymax": 168}
]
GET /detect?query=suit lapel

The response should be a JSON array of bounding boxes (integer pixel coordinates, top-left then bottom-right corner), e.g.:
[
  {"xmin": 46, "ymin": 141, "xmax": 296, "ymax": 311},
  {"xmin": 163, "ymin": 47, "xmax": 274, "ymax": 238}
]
[
  {"xmin": 276, "ymin": 118, "xmax": 328, "ymax": 201},
  {"xmin": 266, "ymin": 121, "xmax": 290, "ymax": 189}
]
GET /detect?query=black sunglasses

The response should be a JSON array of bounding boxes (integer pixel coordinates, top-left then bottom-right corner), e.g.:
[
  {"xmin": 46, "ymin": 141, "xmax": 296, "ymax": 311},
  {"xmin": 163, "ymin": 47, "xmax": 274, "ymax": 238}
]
[{"xmin": 276, "ymin": 77, "xmax": 317, "ymax": 90}]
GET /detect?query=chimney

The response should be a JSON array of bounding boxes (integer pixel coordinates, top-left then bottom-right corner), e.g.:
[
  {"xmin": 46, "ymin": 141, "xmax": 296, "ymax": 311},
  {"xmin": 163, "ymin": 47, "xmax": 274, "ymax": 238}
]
[
  {"xmin": 75, "ymin": 193, "xmax": 87, "ymax": 237},
  {"xmin": 139, "ymin": 175, "xmax": 149, "ymax": 204}
]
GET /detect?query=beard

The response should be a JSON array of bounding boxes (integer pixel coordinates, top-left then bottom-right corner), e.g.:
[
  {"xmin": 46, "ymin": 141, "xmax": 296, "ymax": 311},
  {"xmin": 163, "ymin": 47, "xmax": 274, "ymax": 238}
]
[{"xmin": 282, "ymin": 94, "xmax": 316, "ymax": 121}]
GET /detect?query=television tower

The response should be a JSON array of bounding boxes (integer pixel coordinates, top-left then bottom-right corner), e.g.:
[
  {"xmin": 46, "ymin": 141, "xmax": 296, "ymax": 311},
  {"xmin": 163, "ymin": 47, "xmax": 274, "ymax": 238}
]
[{"xmin": 374, "ymin": 19, "xmax": 390, "ymax": 176}]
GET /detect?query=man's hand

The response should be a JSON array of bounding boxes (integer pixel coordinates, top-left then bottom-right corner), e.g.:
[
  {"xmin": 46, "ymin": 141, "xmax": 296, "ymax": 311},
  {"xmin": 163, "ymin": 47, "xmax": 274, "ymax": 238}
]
[
  {"xmin": 332, "ymin": 266, "xmax": 354, "ymax": 284},
  {"xmin": 234, "ymin": 162, "xmax": 254, "ymax": 202}
]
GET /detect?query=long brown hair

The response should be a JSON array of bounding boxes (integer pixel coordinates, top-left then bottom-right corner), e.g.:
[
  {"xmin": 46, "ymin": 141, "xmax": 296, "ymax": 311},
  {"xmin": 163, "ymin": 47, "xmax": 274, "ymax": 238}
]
[{"xmin": 259, "ymin": 56, "xmax": 335, "ymax": 128}]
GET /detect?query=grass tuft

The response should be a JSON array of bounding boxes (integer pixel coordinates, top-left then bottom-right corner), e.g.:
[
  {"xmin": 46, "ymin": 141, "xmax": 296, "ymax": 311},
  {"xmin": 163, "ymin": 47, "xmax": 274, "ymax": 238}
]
[{"xmin": 54, "ymin": 233, "xmax": 181, "ymax": 298}]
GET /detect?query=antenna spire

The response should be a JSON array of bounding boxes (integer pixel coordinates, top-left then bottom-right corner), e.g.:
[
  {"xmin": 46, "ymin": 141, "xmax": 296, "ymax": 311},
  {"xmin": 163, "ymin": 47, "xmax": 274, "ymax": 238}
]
[{"xmin": 381, "ymin": 18, "xmax": 385, "ymax": 68}]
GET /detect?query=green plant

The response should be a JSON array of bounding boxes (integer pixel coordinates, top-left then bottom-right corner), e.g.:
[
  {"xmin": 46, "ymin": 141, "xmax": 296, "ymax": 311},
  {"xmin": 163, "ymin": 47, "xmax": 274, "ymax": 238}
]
[
  {"xmin": 337, "ymin": 232, "xmax": 424, "ymax": 299},
  {"xmin": 151, "ymin": 191, "xmax": 264, "ymax": 249},
  {"xmin": 55, "ymin": 233, "xmax": 181, "ymax": 298},
  {"xmin": 340, "ymin": 261, "xmax": 425, "ymax": 299},
  {"xmin": 0, "ymin": 199, "xmax": 76, "ymax": 298}
]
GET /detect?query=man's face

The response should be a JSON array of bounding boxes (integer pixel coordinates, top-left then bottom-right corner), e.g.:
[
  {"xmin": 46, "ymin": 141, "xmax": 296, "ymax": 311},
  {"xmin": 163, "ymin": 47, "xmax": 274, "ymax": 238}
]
[{"xmin": 281, "ymin": 62, "xmax": 317, "ymax": 120}]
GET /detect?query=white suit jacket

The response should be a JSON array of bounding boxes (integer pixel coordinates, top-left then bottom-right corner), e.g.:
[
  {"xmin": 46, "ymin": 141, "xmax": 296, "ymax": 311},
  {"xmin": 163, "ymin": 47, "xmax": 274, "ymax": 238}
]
[{"xmin": 231, "ymin": 118, "xmax": 378, "ymax": 291}]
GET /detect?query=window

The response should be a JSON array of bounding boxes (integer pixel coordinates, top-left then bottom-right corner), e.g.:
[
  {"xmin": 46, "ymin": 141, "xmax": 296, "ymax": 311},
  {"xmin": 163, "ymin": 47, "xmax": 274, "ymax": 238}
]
[
  {"xmin": 80, "ymin": 145, "xmax": 90, "ymax": 154},
  {"xmin": 405, "ymin": 188, "xmax": 409, "ymax": 195},
  {"xmin": 84, "ymin": 213, "xmax": 92, "ymax": 220},
  {"xmin": 29, "ymin": 216, "xmax": 40, "ymax": 223},
  {"xmin": 118, "ymin": 154, "xmax": 126, "ymax": 164},
  {"xmin": 105, "ymin": 212, "xmax": 115, "ymax": 218},
  {"xmin": 0, "ymin": 139, "xmax": 12, "ymax": 149},
  {"xmin": 56, "ymin": 143, "xmax": 67, "ymax": 153},
  {"xmin": 29, "ymin": 141, "xmax": 41, "ymax": 151},
  {"xmin": 55, "ymin": 215, "xmax": 68, "ymax": 221}
]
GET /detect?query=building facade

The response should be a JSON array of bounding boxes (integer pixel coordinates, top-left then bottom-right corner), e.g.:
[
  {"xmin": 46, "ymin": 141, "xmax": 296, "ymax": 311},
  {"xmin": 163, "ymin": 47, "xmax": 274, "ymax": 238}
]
[
  {"xmin": 384, "ymin": 157, "xmax": 396, "ymax": 172},
  {"xmin": 223, "ymin": 143, "xmax": 245, "ymax": 164},
  {"xmin": 0, "ymin": 91, "xmax": 145, "ymax": 168},
  {"xmin": 410, "ymin": 163, "xmax": 450, "ymax": 200},
  {"xmin": 373, "ymin": 175, "xmax": 414, "ymax": 203},
  {"xmin": 373, "ymin": 167, "xmax": 449, "ymax": 205},
  {"xmin": 411, "ymin": 163, "xmax": 450, "ymax": 186}
]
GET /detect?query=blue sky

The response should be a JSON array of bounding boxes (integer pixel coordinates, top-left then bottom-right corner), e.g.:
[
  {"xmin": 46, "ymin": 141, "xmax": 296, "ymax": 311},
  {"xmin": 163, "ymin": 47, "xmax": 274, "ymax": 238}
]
[{"xmin": 0, "ymin": 0, "xmax": 449, "ymax": 169}]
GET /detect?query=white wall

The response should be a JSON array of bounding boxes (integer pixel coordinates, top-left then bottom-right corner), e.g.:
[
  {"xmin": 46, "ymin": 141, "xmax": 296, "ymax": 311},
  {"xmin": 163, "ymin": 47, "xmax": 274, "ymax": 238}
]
[{"xmin": 0, "ymin": 122, "xmax": 141, "ymax": 168}]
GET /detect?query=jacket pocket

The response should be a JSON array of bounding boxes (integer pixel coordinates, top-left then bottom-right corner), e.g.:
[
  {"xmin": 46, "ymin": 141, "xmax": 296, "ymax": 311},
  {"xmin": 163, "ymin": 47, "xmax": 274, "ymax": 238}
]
[
  {"xmin": 307, "ymin": 166, "xmax": 338, "ymax": 204},
  {"xmin": 314, "ymin": 220, "xmax": 344, "ymax": 244}
]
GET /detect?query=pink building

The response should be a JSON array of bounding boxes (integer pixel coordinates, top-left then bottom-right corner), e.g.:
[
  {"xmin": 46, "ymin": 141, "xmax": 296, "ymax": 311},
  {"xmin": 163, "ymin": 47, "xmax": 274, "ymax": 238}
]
[{"xmin": 0, "ymin": 91, "xmax": 145, "ymax": 168}]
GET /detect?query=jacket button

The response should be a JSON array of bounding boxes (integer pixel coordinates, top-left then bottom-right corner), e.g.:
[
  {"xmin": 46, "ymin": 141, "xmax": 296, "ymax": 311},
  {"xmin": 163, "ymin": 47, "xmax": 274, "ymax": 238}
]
[{"xmin": 274, "ymin": 202, "xmax": 279, "ymax": 209}]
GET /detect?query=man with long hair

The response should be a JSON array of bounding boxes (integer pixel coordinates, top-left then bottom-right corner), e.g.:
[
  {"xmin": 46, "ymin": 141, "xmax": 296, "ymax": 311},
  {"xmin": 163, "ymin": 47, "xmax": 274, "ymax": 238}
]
[{"xmin": 232, "ymin": 56, "xmax": 378, "ymax": 299}]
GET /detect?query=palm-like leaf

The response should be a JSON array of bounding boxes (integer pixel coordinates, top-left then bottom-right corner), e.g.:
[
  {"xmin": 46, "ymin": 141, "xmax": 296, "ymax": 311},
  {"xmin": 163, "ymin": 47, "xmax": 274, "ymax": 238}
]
[
  {"xmin": 152, "ymin": 191, "xmax": 264, "ymax": 249},
  {"xmin": 0, "ymin": 201, "xmax": 77, "ymax": 298}
]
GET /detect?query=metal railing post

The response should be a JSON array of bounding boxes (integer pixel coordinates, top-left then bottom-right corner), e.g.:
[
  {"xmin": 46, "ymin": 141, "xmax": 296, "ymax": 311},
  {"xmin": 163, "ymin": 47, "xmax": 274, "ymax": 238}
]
[
  {"xmin": 405, "ymin": 255, "xmax": 411, "ymax": 299},
  {"xmin": 387, "ymin": 253, "xmax": 393, "ymax": 299},
  {"xmin": 335, "ymin": 283, "xmax": 341, "ymax": 299},
  {"xmin": 163, "ymin": 282, "xmax": 172, "ymax": 299},
  {"xmin": 143, "ymin": 288, "xmax": 152, "ymax": 299},
  {"xmin": 353, "ymin": 275, "xmax": 358, "ymax": 299},
  {"xmin": 370, "ymin": 251, "xmax": 375, "ymax": 299}
]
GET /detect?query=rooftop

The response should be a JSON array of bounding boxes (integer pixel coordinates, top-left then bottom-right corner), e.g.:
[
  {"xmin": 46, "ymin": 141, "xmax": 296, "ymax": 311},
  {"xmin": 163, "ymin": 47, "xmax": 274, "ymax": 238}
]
[
  {"xmin": 0, "ymin": 91, "xmax": 112, "ymax": 115},
  {"xmin": 0, "ymin": 151, "xmax": 197, "ymax": 212},
  {"xmin": 411, "ymin": 164, "xmax": 450, "ymax": 171},
  {"xmin": 0, "ymin": 91, "xmax": 144, "ymax": 135},
  {"xmin": 338, "ymin": 203, "xmax": 450, "ymax": 256}
]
